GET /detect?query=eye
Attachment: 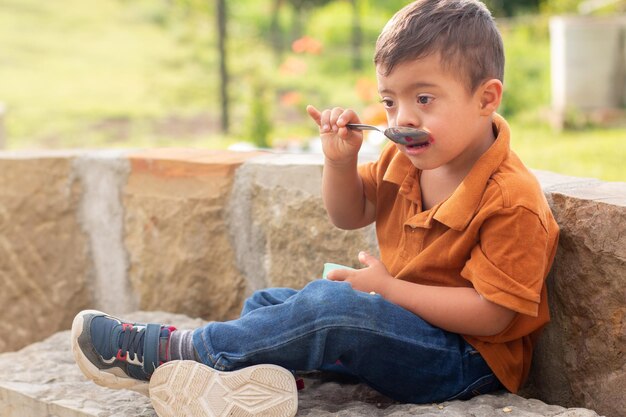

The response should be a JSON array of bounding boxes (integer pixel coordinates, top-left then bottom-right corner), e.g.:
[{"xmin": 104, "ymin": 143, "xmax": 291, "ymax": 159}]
[
  {"xmin": 417, "ymin": 95, "xmax": 434, "ymax": 105},
  {"xmin": 380, "ymin": 98, "xmax": 394, "ymax": 108}
]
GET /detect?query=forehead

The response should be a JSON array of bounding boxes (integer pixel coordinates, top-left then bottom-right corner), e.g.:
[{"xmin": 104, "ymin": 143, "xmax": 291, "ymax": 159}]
[
  {"xmin": 376, "ymin": 55, "xmax": 452, "ymax": 87},
  {"xmin": 375, "ymin": 53, "xmax": 471, "ymax": 94}
]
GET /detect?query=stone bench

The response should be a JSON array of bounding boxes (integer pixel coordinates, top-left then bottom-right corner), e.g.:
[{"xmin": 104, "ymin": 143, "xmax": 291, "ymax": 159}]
[
  {"xmin": 0, "ymin": 311, "xmax": 604, "ymax": 416},
  {"xmin": 0, "ymin": 149, "xmax": 623, "ymax": 416}
]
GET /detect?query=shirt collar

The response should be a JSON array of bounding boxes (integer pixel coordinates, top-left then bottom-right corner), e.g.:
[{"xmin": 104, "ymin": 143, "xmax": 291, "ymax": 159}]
[
  {"xmin": 382, "ymin": 146, "xmax": 415, "ymax": 186},
  {"xmin": 433, "ymin": 114, "xmax": 510, "ymax": 230},
  {"xmin": 383, "ymin": 149, "xmax": 421, "ymax": 203},
  {"xmin": 382, "ymin": 114, "xmax": 511, "ymax": 230}
]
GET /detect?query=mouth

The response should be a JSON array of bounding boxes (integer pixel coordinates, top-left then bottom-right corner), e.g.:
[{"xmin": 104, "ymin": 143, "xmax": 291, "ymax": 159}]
[{"xmin": 403, "ymin": 137, "xmax": 431, "ymax": 149}]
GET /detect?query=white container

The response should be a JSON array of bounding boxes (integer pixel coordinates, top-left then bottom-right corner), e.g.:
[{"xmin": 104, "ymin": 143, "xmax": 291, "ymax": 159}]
[{"xmin": 550, "ymin": 16, "xmax": 626, "ymax": 116}]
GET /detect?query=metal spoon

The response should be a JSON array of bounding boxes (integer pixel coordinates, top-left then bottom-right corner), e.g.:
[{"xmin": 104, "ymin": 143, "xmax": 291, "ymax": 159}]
[{"xmin": 346, "ymin": 123, "xmax": 429, "ymax": 146}]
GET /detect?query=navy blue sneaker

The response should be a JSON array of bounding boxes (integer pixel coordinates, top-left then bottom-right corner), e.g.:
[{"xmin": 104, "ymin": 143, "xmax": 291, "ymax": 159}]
[{"xmin": 71, "ymin": 310, "xmax": 176, "ymax": 395}]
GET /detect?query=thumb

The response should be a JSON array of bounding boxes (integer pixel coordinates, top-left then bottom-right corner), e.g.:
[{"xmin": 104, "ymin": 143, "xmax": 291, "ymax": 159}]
[
  {"xmin": 358, "ymin": 251, "xmax": 379, "ymax": 267},
  {"xmin": 326, "ymin": 268, "xmax": 351, "ymax": 281}
]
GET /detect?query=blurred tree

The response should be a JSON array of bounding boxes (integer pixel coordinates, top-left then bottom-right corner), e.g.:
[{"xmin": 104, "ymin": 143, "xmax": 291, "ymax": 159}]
[
  {"xmin": 539, "ymin": 0, "xmax": 583, "ymax": 13},
  {"xmin": 216, "ymin": 0, "xmax": 229, "ymax": 133},
  {"xmin": 270, "ymin": 0, "xmax": 285, "ymax": 60},
  {"xmin": 350, "ymin": 0, "xmax": 363, "ymax": 70},
  {"xmin": 270, "ymin": 0, "xmax": 363, "ymax": 69},
  {"xmin": 484, "ymin": 0, "xmax": 541, "ymax": 15},
  {"xmin": 147, "ymin": 0, "xmax": 231, "ymax": 131},
  {"xmin": 245, "ymin": 80, "xmax": 273, "ymax": 148},
  {"xmin": 364, "ymin": 0, "xmax": 542, "ymax": 17},
  {"xmin": 288, "ymin": 0, "xmax": 334, "ymax": 39}
]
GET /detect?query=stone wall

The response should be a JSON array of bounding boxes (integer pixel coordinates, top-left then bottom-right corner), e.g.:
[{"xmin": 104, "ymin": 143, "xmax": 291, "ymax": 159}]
[{"xmin": 0, "ymin": 149, "xmax": 623, "ymax": 417}]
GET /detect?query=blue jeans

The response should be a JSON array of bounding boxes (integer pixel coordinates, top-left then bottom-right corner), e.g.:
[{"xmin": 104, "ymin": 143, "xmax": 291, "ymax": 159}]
[{"xmin": 192, "ymin": 279, "xmax": 502, "ymax": 403}]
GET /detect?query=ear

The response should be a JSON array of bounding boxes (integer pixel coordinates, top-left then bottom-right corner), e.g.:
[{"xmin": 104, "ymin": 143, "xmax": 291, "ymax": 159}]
[{"xmin": 477, "ymin": 79, "xmax": 503, "ymax": 116}]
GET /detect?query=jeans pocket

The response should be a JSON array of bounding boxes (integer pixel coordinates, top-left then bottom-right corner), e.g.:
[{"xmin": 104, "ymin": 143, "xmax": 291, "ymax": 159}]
[{"xmin": 444, "ymin": 373, "xmax": 503, "ymax": 402}]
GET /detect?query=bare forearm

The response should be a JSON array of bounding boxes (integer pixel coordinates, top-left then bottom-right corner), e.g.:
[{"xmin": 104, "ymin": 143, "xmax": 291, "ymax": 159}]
[
  {"xmin": 378, "ymin": 279, "xmax": 515, "ymax": 336},
  {"xmin": 328, "ymin": 252, "xmax": 516, "ymax": 336},
  {"xmin": 322, "ymin": 158, "xmax": 373, "ymax": 229},
  {"xmin": 307, "ymin": 104, "xmax": 375, "ymax": 230}
]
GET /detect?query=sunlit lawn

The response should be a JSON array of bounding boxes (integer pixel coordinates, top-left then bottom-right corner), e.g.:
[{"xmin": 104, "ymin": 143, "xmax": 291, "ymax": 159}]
[
  {"xmin": 510, "ymin": 121, "xmax": 625, "ymax": 182},
  {"xmin": 0, "ymin": 0, "xmax": 218, "ymax": 147}
]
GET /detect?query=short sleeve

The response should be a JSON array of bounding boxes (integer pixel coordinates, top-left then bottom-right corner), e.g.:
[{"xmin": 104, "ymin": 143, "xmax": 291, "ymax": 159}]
[
  {"xmin": 358, "ymin": 161, "xmax": 379, "ymax": 204},
  {"xmin": 461, "ymin": 207, "xmax": 551, "ymax": 317}
]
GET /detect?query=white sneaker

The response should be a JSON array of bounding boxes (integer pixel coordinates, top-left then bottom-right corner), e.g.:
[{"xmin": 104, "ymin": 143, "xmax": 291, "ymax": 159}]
[{"xmin": 149, "ymin": 360, "xmax": 298, "ymax": 417}]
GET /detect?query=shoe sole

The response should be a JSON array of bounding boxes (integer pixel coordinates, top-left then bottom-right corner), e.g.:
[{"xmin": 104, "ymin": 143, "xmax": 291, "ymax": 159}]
[
  {"xmin": 70, "ymin": 309, "xmax": 149, "ymax": 395},
  {"xmin": 149, "ymin": 360, "xmax": 298, "ymax": 417}
]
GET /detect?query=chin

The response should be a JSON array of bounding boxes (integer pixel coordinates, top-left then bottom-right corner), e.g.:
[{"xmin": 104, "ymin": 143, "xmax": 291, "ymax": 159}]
[{"xmin": 405, "ymin": 155, "xmax": 440, "ymax": 171}]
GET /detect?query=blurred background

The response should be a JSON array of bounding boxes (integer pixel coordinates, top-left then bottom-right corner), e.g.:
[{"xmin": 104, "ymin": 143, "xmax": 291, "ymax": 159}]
[{"xmin": 0, "ymin": 0, "xmax": 624, "ymax": 180}]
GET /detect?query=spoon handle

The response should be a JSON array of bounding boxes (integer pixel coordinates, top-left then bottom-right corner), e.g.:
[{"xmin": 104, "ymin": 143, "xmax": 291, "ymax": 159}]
[{"xmin": 346, "ymin": 123, "xmax": 380, "ymax": 132}]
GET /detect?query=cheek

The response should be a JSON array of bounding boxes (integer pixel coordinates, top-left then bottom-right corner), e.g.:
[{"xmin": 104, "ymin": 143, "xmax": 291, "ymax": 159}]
[
  {"xmin": 384, "ymin": 111, "xmax": 395, "ymax": 125},
  {"xmin": 423, "ymin": 118, "xmax": 446, "ymax": 136}
]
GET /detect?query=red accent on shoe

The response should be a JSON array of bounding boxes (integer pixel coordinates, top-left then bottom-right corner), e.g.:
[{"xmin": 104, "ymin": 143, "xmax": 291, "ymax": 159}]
[
  {"xmin": 116, "ymin": 349, "xmax": 127, "ymax": 361},
  {"xmin": 296, "ymin": 378, "xmax": 305, "ymax": 391},
  {"xmin": 122, "ymin": 323, "xmax": 133, "ymax": 331},
  {"xmin": 162, "ymin": 326, "xmax": 177, "ymax": 362}
]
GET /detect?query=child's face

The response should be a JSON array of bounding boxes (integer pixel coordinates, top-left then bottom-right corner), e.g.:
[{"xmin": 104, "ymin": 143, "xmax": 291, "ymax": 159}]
[{"xmin": 376, "ymin": 54, "xmax": 494, "ymax": 174}]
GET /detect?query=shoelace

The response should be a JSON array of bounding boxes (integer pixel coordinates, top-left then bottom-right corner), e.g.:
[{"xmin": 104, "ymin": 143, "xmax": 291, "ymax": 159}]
[{"xmin": 116, "ymin": 323, "xmax": 144, "ymax": 363}]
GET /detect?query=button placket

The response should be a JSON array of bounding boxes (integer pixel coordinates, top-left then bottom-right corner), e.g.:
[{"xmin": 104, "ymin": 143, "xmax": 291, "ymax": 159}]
[{"xmin": 401, "ymin": 222, "xmax": 425, "ymax": 259}]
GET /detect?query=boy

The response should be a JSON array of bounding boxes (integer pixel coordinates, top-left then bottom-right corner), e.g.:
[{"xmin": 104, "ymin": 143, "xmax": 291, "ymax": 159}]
[{"xmin": 71, "ymin": 1, "xmax": 559, "ymax": 416}]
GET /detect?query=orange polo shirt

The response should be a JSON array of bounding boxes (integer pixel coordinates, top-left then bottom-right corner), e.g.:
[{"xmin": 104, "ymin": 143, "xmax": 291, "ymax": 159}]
[{"xmin": 357, "ymin": 114, "xmax": 559, "ymax": 393}]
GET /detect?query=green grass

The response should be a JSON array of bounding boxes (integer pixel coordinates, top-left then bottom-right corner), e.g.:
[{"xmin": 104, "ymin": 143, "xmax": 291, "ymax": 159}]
[
  {"xmin": 0, "ymin": 0, "xmax": 219, "ymax": 148},
  {"xmin": 510, "ymin": 121, "xmax": 626, "ymax": 182},
  {"xmin": 0, "ymin": 0, "xmax": 623, "ymax": 182}
]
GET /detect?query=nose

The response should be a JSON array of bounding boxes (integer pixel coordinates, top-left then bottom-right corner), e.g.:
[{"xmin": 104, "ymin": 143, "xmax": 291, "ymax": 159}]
[{"xmin": 395, "ymin": 103, "xmax": 421, "ymax": 127}]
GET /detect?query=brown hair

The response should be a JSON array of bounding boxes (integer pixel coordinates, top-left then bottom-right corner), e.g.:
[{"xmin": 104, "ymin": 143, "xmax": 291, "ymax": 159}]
[{"xmin": 374, "ymin": 0, "xmax": 504, "ymax": 93}]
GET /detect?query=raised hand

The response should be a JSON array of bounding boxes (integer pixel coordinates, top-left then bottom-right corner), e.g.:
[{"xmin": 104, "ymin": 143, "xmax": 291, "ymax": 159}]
[{"xmin": 306, "ymin": 105, "xmax": 363, "ymax": 164}]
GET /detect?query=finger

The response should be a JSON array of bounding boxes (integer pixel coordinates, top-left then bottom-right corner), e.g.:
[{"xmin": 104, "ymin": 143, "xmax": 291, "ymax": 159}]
[
  {"xmin": 319, "ymin": 109, "xmax": 333, "ymax": 133},
  {"xmin": 306, "ymin": 105, "xmax": 322, "ymax": 126},
  {"xmin": 337, "ymin": 125, "xmax": 357, "ymax": 141},
  {"xmin": 329, "ymin": 107, "xmax": 346, "ymax": 132},
  {"xmin": 337, "ymin": 124, "xmax": 363, "ymax": 141},
  {"xmin": 336, "ymin": 108, "xmax": 360, "ymax": 128},
  {"xmin": 327, "ymin": 269, "xmax": 350, "ymax": 281},
  {"xmin": 358, "ymin": 251, "xmax": 379, "ymax": 267},
  {"xmin": 336, "ymin": 109, "xmax": 363, "ymax": 140}
]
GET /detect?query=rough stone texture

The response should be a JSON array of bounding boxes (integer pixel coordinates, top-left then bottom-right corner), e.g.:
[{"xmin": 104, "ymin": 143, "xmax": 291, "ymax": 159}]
[
  {"xmin": 522, "ymin": 172, "xmax": 625, "ymax": 417},
  {"xmin": 0, "ymin": 312, "xmax": 604, "ymax": 417},
  {"xmin": 123, "ymin": 149, "xmax": 263, "ymax": 321},
  {"xmin": 0, "ymin": 312, "xmax": 206, "ymax": 417},
  {"xmin": 73, "ymin": 152, "xmax": 137, "ymax": 315},
  {"xmin": 0, "ymin": 151, "xmax": 624, "ymax": 416},
  {"xmin": 0, "ymin": 152, "xmax": 92, "ymax": 353},
  {"xmin": 228, "ymin": 153, "xmax": 379, "ymax": 294}
]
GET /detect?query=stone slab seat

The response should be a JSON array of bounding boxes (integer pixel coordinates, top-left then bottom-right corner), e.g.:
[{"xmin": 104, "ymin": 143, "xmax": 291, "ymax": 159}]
[
  {"xmin": 0, "ymin": 312, "xmax": 603, "ymax": 417},
  {"xmin": 0, "ymin": 150, "xmax": 623, "ymax": 416}
]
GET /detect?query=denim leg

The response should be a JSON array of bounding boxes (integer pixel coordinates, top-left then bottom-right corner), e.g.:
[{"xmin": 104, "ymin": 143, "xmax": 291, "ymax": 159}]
[
  {"xmin": 240, "ymin": 287, "xmax": 298, "ymax": 317},
  {"xmin": 193, "ymin": 279, "xmax": 498, "ymax": 403}
]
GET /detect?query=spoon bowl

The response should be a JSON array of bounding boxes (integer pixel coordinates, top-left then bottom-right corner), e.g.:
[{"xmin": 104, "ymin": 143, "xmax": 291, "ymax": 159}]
[{"xmin": 346, "ymin": 123, "xmax": 428, "ymax": 146}]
